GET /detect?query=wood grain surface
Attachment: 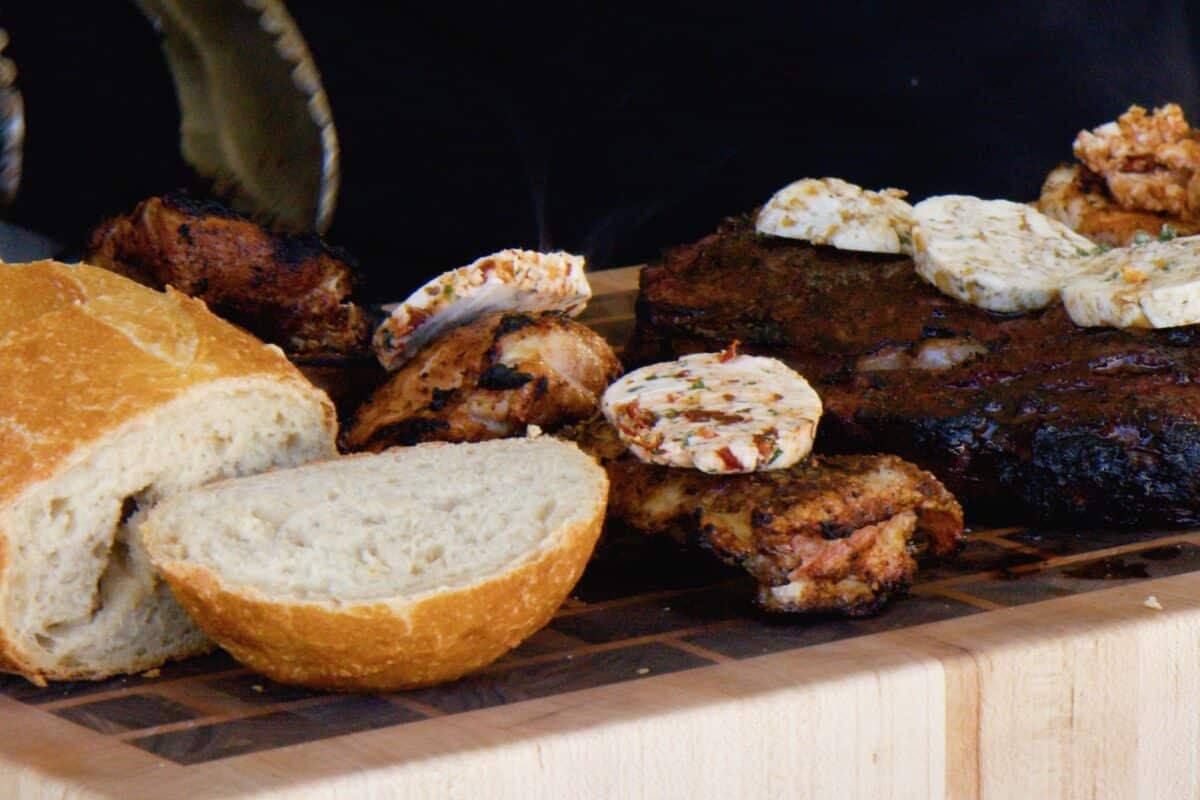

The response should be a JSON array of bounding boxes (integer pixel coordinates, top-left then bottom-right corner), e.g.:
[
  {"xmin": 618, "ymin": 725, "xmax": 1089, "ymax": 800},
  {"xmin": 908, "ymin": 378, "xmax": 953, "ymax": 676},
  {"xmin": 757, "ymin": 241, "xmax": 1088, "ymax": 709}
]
[{"xmin": 3, "ymin": 264, "xmax": 1199, "ymax": 799}]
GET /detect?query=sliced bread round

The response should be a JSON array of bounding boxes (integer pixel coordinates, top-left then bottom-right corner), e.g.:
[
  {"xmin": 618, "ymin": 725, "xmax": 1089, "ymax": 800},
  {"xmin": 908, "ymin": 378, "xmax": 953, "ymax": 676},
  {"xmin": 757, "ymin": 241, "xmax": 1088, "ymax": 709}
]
[{"xmin": 140, "ymin": 437, "xmax": 609, "ymax": 691}]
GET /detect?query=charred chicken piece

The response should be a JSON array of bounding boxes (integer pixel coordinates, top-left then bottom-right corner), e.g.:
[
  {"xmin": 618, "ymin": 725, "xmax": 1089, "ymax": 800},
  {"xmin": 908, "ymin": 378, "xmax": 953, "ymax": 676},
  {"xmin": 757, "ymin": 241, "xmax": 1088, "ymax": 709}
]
[
  {"xmin": 86, "ymin": 192, "xmax": 373, "ymax": 359},
  {"xmin": 568, "ymin": 416, "xmax": 964, "ymax": 615},
  {"xmin": 343, "ymin": 311, "xmax": 623, "ymax": 451},
  {"xmin": 1073, "ymin": 103, "xmax": 1200, "ymax": 220},
  {"xmin": 1037, "ymin": 163, "xmax": 1200, "ymax": 247}
]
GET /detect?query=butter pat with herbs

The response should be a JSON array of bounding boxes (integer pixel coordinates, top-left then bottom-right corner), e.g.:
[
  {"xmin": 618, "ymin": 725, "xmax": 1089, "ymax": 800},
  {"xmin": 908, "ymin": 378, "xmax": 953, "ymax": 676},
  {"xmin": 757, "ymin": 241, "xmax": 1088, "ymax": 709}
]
[
  {"xmin": 911, "ymin": 195, "xmax": 1099, "ymax": 313},
  {"xmin": 756, "ymin": 177, "xmax": 915, "ymax": 254},
  {"xmin": 1061, "ymin": 232, "xmax": 1200, "ymax": 328},
  {"xmin": 372, "ymin": 249, "xmax": 591, "ymax": 370},
  {"xmin": 601, "ymin": 347, "xmax": 823, "ymax": 474}
]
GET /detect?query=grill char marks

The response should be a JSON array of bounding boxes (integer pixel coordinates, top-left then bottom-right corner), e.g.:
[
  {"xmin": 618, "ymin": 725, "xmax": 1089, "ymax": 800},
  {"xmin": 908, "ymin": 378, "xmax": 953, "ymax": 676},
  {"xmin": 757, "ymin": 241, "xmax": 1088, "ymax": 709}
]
[
  {"xmin": 343, "ymin": 311, "xmax": 622, "ymax": 452},
  {"xmin": 822, "ymin": 333, "xmax": 1200, "ymax": 526},
  {"xmin": 628, "ymin": 215, "xmax": 1200, "ymax": 527},
  {"xmin": 86, "ymin": 193, "xmax": 372, "ymax": 359}
]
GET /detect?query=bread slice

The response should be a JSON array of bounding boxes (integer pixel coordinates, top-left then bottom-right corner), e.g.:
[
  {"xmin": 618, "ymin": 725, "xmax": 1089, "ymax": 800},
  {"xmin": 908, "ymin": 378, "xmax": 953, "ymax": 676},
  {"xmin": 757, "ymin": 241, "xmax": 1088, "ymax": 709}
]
[
  {"xmin": 140, "ymin": 437, "xmax": 609, "ymax": 691},
  {"xmin": 0, "ymin": 261, "xmax": 337, "ymax": 685}
]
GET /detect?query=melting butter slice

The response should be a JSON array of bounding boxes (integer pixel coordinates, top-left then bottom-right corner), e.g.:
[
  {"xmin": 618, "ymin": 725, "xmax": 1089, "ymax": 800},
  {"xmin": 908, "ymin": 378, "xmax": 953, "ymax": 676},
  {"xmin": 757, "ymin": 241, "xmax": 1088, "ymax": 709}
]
[
  {"xmin": 1062, "ymin": 235, "xmax": 1200, "ymax": 328},
  {"xmin": 755, "ymin": 177, "xmax": 915, "ymax": 254},
  {"xmin": 911, "ymin": 195, "xmax": 1098, "ymax": 313},
  {"xmin": 602, "ymin": 348, "xmax": 822, "ymax": 474},
  {"xmin": 373, "ymin": 249, "xmax": 591, "ymax": 370}
]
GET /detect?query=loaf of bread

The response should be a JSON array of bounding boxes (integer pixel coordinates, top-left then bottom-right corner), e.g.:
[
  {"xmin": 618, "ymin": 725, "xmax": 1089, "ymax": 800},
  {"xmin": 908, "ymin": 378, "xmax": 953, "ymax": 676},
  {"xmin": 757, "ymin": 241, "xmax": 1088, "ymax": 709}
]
[
  {"xmin": 140, "ymin": 437, "xmax": 609, "ymax": 691},
  {"xmin": 0, "ymin": 260, "xmax": 337, "ymax": 685}
]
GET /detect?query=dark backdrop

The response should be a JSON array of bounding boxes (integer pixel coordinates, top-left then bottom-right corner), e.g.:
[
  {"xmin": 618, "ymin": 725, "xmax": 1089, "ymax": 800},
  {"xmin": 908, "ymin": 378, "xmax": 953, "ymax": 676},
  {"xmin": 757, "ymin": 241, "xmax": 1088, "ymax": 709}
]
[{"xmin": 3, "ymin": 2, "xmax": 1199, "ymax": 301}]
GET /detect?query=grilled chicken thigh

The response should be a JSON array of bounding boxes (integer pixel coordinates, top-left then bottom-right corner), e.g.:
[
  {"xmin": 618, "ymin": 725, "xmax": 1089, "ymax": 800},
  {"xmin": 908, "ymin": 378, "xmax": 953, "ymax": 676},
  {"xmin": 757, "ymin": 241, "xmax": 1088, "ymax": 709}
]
[
  {"xmin": 344, "ymin": 311, "xmax": 622, "ymax": 451},
  {"xmin": 568, "ymin": 417, "xmax": 964, "ymax": 615},
  {"xmin": 86, "ymin": 192, "xmax": 372, "ymax": 359},
  {"xmin": 1037, "ymin": 163, "xmax": 1200, "ymax": 247}
]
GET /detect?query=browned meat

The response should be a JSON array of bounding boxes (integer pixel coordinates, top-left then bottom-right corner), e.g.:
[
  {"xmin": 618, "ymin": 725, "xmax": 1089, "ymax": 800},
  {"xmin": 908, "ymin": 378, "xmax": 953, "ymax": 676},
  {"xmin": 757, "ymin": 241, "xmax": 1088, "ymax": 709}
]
[
  {"xmin": 1037, "ymin": 106, "xmax": 1200, "ymax": 247},
  {"xmin": 86, "ymin": 192, "xmax": 373, "ymax": 359},
  {"xmin": 626, "ymin": 214, "xmax": 1081, "ymax": 389},
  {"xmin": 1073, "ymin": 103, "xmax": 1200, "ymax": 220},
  {"xmin": 627, "ymin": 215, "xmax": 1200, "ymax": 527},
  {"xmin": 568, "ymin": 416, "xmax": 963, "ymax": 615},
  {"xmin": 343, "ymin": 311, "xmax": 622, "ymax": 451},
  {"xmin": 1037, "ymin": 163, "xmax": 1200, "ymax": 247}
]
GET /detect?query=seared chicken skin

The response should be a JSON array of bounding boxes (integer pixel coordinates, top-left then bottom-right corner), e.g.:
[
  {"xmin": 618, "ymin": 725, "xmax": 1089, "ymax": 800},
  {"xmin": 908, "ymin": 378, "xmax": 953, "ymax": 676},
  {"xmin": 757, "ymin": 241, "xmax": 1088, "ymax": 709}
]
[
  {"xmin": 1036, "ymin": 163, "xmax": 1200, "ymax": 247},
  {"xmin": 1038, "ymin": 105, "xmax": 1200, "ymax": 247},
  {"xmin": 569, "ymin": 417, "xmax": 963, "ymax": 615},
  {"xmin": 344, "ymin": 311, "xmax": 622, "ymax": 451},
  {"xmin": 86, "ymin": 192, "xmax": 373, "ymax": 359},
  {"xmin": 1073, "ymin": 103, "xmax": 1200, "ymax": 220}
]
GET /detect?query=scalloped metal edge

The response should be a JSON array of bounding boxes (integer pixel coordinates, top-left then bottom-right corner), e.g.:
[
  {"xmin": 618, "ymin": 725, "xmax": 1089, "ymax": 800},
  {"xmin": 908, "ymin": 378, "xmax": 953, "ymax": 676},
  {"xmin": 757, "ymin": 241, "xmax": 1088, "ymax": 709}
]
[
  {"xmin": 135, "ymin": 0, "xmax": 339, "ymax": 233},
  {"xmin": 243, "ymin": 0, "xmax": 339, "ymax": 232},
  {"xmin": 0, "ymin": 27, "xmax": 24, "ymax": 209}
]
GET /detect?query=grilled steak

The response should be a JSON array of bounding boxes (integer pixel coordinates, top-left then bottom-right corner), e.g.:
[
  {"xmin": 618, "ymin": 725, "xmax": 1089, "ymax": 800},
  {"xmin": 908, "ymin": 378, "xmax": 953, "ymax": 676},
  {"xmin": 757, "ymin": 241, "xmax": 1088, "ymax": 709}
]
[{"xmin": 627, "ymin": 214, "xmax": 1200, "ymax": 527}]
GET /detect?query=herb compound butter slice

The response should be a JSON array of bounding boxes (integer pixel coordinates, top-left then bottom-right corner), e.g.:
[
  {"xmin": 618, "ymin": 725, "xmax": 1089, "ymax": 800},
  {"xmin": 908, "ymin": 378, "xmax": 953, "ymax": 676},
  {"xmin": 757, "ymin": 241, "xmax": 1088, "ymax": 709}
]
[
  {"xmin": 1061, "ymin": 234, "xmax": 1200, "ymax": 328},
  {"xmin": 373, "ymin": 249, "xmax": 591, "ymax": 370},
  {"xmin": 601, "ymin": 348, "xmax": 823, "ymax": 474},
  {"xmin": 755, "ymin": 177, "xmax": 915, "ymax": 254},
  {"xmin": 911, "ymin": 195, "xmax": 1098, "ymax": 313}
]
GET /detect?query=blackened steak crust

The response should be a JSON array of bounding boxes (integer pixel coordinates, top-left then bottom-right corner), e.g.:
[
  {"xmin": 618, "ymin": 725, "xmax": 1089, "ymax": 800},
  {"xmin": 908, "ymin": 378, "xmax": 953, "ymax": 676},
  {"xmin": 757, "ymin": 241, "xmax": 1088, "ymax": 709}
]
[{"xmin": 626, "ymin": 215, "xmax": 1200, "ymax": 527}]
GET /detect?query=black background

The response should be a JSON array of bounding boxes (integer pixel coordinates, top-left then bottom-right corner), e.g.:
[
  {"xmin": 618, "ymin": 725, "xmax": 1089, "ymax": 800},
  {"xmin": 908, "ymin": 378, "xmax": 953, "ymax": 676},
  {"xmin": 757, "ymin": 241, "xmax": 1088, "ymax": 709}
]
[{"xmin": 3, "ymin": 2, "xmax": 1199, "ymax": 301}]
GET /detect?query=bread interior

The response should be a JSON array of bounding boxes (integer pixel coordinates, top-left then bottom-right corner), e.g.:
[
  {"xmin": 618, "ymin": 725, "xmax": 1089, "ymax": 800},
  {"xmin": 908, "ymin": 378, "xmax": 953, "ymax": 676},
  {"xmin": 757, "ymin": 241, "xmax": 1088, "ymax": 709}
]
[
  {"xmin": 1, "ymin": 380, "xmax": 331, "ymax": 679},
  {"xmin": 147, "ymin": 438, "xmax": 601, "ymax": 604}
]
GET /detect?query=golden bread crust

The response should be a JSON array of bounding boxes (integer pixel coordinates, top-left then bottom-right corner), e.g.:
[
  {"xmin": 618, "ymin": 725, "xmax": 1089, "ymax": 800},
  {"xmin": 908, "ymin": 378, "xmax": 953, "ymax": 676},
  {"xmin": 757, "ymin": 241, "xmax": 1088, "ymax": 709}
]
[{"xmin": 0, "ymin": 261, "xmax": 335, "ymax": 506}]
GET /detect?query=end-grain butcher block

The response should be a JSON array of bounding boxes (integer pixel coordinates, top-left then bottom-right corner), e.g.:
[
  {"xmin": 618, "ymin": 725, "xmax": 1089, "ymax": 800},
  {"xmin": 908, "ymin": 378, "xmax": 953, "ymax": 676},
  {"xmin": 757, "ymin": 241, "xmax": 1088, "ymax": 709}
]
[{"xmin": 625, "ymin": 215, "xmax": 1200, "ymax": 527}]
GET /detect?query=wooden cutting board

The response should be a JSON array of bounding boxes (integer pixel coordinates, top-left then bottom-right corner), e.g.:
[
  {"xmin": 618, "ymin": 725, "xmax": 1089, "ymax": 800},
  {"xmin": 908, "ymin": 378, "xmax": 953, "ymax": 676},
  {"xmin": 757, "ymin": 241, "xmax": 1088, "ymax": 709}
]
[{"xmin": 4, "ymin": 265, "xmax": 1200, "ymax": 799}]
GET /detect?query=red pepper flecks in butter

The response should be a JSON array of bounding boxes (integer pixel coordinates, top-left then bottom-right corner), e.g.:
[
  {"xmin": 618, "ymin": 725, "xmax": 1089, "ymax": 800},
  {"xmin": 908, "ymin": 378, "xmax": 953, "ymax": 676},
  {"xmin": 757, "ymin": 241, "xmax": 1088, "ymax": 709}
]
[{"xmin": 601, "ymin": 346, "xmax": 823, "ymax": 474}]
